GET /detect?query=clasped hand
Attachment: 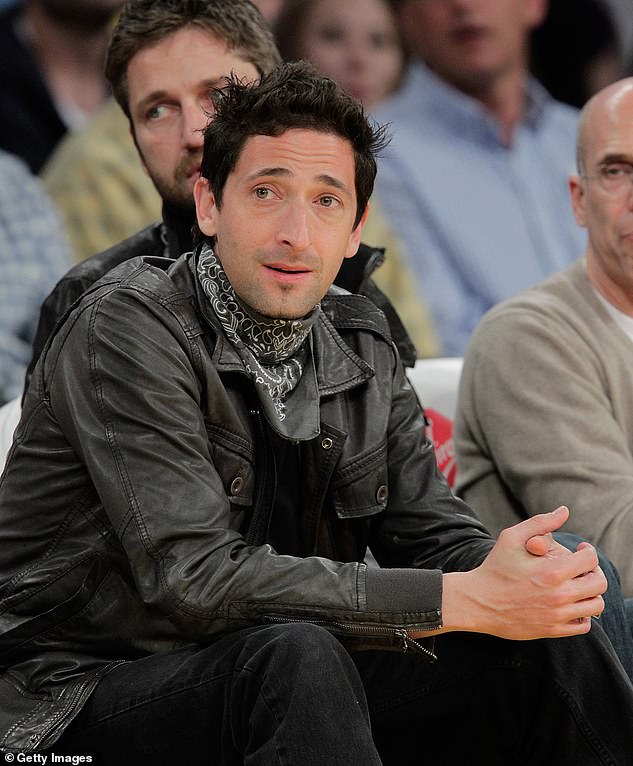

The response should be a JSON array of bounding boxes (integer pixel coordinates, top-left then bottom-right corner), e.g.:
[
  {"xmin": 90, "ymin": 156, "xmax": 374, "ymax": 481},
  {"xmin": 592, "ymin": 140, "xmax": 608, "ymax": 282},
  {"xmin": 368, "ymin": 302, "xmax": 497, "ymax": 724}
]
[{"xmin": 436, "ymin": 506, "xmax": 607, "ymax": 640}]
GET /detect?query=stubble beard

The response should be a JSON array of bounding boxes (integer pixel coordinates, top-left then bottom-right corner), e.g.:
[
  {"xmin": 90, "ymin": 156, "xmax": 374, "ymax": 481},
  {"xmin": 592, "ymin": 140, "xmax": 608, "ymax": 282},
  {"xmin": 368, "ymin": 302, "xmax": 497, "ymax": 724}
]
[{"xmin": 146, "ymin": 151, "xmax": 201, "ymax": 215}]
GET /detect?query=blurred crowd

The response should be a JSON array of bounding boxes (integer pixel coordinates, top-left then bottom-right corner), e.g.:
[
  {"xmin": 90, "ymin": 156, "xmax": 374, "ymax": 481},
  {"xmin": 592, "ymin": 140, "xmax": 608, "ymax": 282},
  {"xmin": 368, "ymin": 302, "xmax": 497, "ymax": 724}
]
[{"xmin": 1, "ymin": 0, "xmax": 632, "ymax": 404}]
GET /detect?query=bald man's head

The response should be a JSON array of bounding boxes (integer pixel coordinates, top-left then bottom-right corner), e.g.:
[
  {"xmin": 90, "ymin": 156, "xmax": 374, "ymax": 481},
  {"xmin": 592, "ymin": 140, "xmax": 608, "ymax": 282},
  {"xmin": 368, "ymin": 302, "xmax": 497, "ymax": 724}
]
[
  {"xmin": 569, "ymin": 76, "xmax": 633, "ymax": 316},
  {"xmin": 576, "ymin": 78, "xmax": 633, "ymax": 176}
]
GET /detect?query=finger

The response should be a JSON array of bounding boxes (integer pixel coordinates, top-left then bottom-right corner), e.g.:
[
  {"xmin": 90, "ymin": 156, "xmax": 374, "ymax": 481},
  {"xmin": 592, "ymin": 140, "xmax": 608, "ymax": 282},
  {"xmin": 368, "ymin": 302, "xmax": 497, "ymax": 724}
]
[
  {"xmin": 557, "ymin": 570, "xmax": 607, "ymax": 612},
  {"xmin": 543, "ymin": 615, "xmax": 595, "ymax": 638},
  {"xmin": 575, "ymin": 541, "xmax": 598, "ymax": 558},
  {"xmin": 544, "ymin": 595, "xmax": 605, "ymax": 637},
  {"xmin": 565, "ymin": 594, "xmax": 606, "ymax": 622},
  {"xmin": 525, "ymin": 532, "xmax": 575, "ymax": 559},
  {"xmin": 525, "ymin": 535, "xmax": 550, "ymax": 557},
  {"xmin": 574, "ymin": 568, "xmax": 607, "ymax": 598},
  {"xmin": 542, "ymin": 543, "xmax": 601, "ymax": 583},
  {"xmin": 505, "ymin": 506, "xmax": 569, "ymax": 546}
]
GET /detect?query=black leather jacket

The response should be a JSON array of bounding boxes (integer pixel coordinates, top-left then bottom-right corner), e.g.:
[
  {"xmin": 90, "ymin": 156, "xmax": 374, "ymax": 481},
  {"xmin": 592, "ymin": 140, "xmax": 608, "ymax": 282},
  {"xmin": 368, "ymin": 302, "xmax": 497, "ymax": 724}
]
[{"xmin": 0, "ymin": 251, "xmax": 493, "ymax": 751}]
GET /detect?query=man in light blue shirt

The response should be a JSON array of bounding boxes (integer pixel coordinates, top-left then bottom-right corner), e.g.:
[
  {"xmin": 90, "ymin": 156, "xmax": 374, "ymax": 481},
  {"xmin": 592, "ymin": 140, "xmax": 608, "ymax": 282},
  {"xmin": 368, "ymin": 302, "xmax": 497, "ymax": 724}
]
[
  {"xmin": 0, "ymin": 151, "xmax": 72, "ymax": 404},
  {"xmin": 373, "ymin": 0, "xmax": 586, "ymax": 355}
]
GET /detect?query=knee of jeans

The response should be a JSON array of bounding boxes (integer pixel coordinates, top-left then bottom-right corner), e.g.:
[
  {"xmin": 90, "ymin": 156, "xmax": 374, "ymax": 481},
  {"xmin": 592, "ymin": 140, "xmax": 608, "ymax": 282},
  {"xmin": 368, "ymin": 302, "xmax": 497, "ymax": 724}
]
[
  {"xmin": 249, "ymin": 622, "xmax": 350, "ymax": 680},
  {"xmin": 270, "ymin": 622, "xmax": 344, "ymax": 656}
]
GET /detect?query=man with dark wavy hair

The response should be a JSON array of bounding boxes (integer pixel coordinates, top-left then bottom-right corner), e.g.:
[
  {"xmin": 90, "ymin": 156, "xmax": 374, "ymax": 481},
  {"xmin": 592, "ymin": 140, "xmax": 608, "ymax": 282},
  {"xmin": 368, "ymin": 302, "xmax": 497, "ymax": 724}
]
[
  {"xmin": 26, "ymin": 0, "xmax": 418, "ymax": 394},
  {"xmin": 26, "ymin": 0, "xmax": 280, "ymax": 378},
  {"xmin": 1, "ymin": 60, "xmax": 632, "ymax": 764}
]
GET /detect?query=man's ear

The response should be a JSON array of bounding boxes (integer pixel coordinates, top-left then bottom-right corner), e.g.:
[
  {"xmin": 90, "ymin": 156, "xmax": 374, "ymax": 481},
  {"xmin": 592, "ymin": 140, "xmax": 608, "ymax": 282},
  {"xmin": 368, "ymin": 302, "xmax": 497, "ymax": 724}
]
[
  {"xmin": 569, "ymin": 175, "xmax": 588, "ymax": 228},
  {"xmin": 345, "ymin": 205, "xmax": 370, "ymax": 259},
  {"xmin": 194, "ymin": 176, "xmax": 218, "ymax": 237}
]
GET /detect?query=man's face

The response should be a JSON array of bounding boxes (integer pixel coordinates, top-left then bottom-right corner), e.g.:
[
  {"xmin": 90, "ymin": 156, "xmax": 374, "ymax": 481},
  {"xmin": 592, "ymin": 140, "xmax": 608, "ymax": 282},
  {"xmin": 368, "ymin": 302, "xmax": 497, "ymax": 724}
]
[
  {"xmin": 397, "ymin": 0, "xmax": 546, "ymax": 94},
  {"xmin": 194, "ymin": 128, "xmax": 366, "ymax": 319},
  {"xmin": 570, "ymin": 85, "xmax": 633, "ymax": 307},
  {"xmin": 299, "ymin": 0, "xmax": 404, "ymax": 109},
  {"xmin": 127, "ymin": 27, "xmax": 260, "ymax": 213}
]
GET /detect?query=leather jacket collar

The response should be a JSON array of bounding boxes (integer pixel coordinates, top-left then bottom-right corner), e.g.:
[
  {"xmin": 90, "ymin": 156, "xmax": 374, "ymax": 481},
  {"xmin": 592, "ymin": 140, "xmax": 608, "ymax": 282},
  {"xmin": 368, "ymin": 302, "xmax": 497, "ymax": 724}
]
[{"xmin": 174, "ymin": 250, "xmax": 377, "ymax": 398}]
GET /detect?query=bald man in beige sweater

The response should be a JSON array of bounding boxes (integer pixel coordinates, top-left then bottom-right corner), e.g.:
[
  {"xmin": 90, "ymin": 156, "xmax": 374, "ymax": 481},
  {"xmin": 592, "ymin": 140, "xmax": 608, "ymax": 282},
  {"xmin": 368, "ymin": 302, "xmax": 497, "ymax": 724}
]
[{"xmin": 455, "ymin": 77, "xmax": 633, "ymax": 597}]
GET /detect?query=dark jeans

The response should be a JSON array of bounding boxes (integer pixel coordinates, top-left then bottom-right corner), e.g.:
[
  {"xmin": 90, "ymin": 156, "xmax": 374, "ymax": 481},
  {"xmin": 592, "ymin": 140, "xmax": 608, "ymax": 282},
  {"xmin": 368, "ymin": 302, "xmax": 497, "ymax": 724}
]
[
  {"xmin": 50, "ymin": 621, "xmax": 633, "ymax": 765},
  {"xmin": 555, "ymin": 532, "xmax": 633, "ymax": 681}
]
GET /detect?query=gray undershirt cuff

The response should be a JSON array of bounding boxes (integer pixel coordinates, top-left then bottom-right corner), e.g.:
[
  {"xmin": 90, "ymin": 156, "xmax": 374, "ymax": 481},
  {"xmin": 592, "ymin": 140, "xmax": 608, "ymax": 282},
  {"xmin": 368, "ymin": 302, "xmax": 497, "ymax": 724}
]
[{"xmin": 364, "ymin": 566, "xmax": 443, "ymax": 618}]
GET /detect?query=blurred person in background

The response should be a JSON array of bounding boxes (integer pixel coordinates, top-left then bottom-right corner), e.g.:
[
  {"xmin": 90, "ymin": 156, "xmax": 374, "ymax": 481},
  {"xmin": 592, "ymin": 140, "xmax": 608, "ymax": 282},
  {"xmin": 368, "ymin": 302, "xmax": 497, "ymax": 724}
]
[
  {"xmin": 42, "ymin": 96, "xmax": 163, "ymax": 263},
  {"xmin": 0, "ymin": 150, "xmax": 72, "ymax": 405},
  {"xmin": 530, "ymin": 0, "xmax": 623, "ymax": 108},
  {"xmin": 275, "ymin": 0, "xmax": 405, "ymax": 110},
  {"xmin": 251, "ymin": 0, "xmax": 283, "ymax": 24},
  {"xmin": 603, "ymin": 0, "xmax": 633, "ymax": 73},
  {"xmin": 0, "ymin": 0, "xmax": 123, "ymax": 173},
  {"xmin": 374, "ymin": 0, "xmax": 586, "ymax": 356},
  {"xmin": 274, "ymin": 0, "xmax": 439, "ymax": 356}
]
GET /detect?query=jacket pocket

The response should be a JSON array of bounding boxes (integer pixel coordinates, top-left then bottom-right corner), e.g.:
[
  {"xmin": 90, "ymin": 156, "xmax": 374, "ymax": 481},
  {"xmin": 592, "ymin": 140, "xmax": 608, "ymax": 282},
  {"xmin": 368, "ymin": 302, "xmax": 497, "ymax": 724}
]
[
  {"xmin": 0, "ymin": 555, "xmax": 109, "ymax": 669},
  {"xmin": 204, "ymin": 421, "xmax": 255, "ymax": 509},
  {"xmin": 331, "ymin": 440, "xmax": 389, "ymax": 519}
]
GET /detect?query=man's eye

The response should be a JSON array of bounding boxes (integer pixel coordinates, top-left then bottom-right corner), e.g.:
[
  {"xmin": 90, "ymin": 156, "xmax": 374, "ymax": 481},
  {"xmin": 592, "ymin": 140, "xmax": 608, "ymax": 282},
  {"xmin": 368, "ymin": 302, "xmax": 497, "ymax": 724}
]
[
  {"xmin": 370, "ymin": 32, "xmax": 397, "ymax": 50},
  {"xmin": 146, "ymin": 105, "xmax": 166, "ymax": 121},
  {"xmin": 603, "ymin": 163, "xmax": 630, "ymax": 177},
  {"xmin": 318, "ymin": 26, "xmax": 345, "ymax": 44},
  {"xmin": 319, "ymin": 195, "xmax": 339, "ymax": 208},
  {"xmin": 254, "ymin": 187, "xmax": 272, "ymax": 199}
]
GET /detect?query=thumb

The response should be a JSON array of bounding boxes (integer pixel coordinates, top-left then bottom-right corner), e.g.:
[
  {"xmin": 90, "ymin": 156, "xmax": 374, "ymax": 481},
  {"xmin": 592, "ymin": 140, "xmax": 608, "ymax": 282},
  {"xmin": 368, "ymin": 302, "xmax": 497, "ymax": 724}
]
[
  {"xmin": 525, "ymin": 533, "xmax": 554, "ymax": 557},
  {"xmin": 509, "ymin": 506, "xmax": 569, "ymax": 545}
]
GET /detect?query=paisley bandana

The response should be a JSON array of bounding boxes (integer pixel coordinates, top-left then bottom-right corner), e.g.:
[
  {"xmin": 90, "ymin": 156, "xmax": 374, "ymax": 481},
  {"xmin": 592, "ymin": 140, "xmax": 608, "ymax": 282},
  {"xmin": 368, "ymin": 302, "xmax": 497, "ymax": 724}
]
[{"xmin": 197, "ymin": 243, "xmax": 319, "ymax": 422}]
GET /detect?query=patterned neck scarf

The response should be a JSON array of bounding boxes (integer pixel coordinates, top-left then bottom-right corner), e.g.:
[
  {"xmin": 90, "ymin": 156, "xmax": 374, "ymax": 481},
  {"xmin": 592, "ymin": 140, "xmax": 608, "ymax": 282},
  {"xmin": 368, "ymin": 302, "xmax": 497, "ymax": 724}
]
[{"xmin": 197, "ymin": 243, "xmax": 319, "ymax": 422}]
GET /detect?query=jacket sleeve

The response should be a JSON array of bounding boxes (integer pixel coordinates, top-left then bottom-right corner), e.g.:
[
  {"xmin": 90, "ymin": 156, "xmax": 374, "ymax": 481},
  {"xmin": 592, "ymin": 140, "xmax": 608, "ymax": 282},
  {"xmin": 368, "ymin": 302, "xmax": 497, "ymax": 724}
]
[
  {"xmin": 47, "ymin": 279, "xmax": 453, "ymax": 643},
  {"xmin": 367, "ymin": 349, "xmax": 494, "ymax": 583},
  {"xmin": 26, "ymin": 273, "xmax": 94, "ymax": 395}
]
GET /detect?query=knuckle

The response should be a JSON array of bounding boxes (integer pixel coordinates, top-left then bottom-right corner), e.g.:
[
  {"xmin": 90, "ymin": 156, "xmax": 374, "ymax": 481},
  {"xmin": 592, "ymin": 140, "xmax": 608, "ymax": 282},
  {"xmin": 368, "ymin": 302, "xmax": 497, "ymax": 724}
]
[
  {"xmin": 497, "ymin": 527, "xmax": 513, "ymax": 544},
  {"xmin": 541, "ymin": 569, "xmax": 564, "ymax": 589},
  {"xmin": 579, "ymin": 618, "xmax": 592, "ymax": 634},
  {"xmin": 549, "ymin": 592, "xmax": 569, "ymax": 610}
]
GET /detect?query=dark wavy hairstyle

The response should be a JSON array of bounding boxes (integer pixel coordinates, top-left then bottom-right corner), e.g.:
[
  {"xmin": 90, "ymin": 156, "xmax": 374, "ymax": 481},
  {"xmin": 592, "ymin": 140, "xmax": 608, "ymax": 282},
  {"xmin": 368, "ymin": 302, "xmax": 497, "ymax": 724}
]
[
  {"xmin": 105, "ymin": 0, "xmax": 282, "ymax": 116},
  {"xmin": 200, "ymin": 61, "xmax": 390, "ymax": 229}
]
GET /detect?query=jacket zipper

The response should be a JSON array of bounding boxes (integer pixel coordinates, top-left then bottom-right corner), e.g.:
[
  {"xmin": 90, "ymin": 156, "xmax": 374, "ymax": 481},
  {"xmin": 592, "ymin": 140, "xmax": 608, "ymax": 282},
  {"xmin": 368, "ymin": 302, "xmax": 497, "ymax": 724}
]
[
  {"xmin": 245, "ymin": 406, "xmax": 276, "ymax": 546},
  {"xmin": 26, "ymin": 660, "xmax": 129, "ymax": 750},
  {"xmin": 262, "ymin": 614, "xmax": 437, "ymax": 660}
]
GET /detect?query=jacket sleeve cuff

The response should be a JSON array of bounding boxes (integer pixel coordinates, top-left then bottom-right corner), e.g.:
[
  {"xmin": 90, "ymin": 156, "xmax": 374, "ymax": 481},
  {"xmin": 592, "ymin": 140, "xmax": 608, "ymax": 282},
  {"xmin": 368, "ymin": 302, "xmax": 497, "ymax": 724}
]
[{"xmin": 364, "ymin": 566, "xmax": 443, "ymax": 617}]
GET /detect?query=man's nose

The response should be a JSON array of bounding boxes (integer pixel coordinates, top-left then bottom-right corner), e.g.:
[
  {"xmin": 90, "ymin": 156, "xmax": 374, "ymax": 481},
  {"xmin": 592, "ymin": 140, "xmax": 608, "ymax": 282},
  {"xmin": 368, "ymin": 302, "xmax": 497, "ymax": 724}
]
[
  {"xmin": 182, "ymin": 103, "xmax": 207, "ymax": 149},
  {"xmin": 626, "ymin": 174, "xmax": 633, "ymax": 206},
  {"xmin": 277, "ymin": 203, "xmax": 311, "ymax": 251},
  {"xmin": 346, "ymin": 41, "xmax": 369, "ymax": 72}
]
